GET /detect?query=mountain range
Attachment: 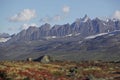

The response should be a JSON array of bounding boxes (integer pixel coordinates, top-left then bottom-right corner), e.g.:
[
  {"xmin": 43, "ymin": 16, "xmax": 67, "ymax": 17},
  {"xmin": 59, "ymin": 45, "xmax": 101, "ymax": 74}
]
[{"xmin": 0, "ymin": 15, "xmax": 120, "ymax": 61}]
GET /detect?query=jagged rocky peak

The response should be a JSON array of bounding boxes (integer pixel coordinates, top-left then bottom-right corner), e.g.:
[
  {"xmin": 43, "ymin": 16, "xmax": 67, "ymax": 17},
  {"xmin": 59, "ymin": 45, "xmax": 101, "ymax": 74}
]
[
  {"xmin": 74, "ymin": 15, "xmax": 90, "ymax": 24},
  {"xmin": 0, "ymin": 33, "xmax": 10, "ymax": 38},
  {"xmin": 112, "ymin": 18, "xmax": 120, "ymax": 22},
  {"xmin": 94, "ymin": 17, "xmax": 101, "ymax": 21},
  {"xmin": 40, "ymin": 23, "xmax": 51, "ymax": 30},
  {"xmin": 27, "ymin": 26, "xmax": 38, "ymax": 30},
  {"xmin": 65, "ymin": 23, "xmax": 70, "ymax": 26},
  {"xmin": 52, "ymin": 24, "xmax": 61, "ymax": 30},
  {"xmin": 0, "ymin": 33, "xmax": 11, "ymax": 43},
  {"xmin": 82, "ymin": 14, "xmax": 90, "ymax": 22},
  {"xmin": 26, "ymin": 26, "xmax": 39, "ymax": 34},
  {"xmin": 92, "ymin": 17, "xmax": 103, "ymax": 25},
  {"xmin": 75, "ymin": 18, "xmax": 81, "ymax": 23},
  {"xmin": 6, "ymin": 15, "xmax": 120, "ymax": 43}
]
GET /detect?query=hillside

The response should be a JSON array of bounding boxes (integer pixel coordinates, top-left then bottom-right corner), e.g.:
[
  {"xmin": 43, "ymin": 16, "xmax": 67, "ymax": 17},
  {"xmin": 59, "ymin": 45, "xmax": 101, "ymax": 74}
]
[{"xmin": 0, "ymin": 16, "xmax": 120, "ymax": 61}]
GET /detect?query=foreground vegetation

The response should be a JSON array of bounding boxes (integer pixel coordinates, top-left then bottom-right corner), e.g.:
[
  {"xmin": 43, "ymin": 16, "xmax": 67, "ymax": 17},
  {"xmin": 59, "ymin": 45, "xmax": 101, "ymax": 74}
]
[{"xmin": 0, "ymin": 61, "xmax": 120, "ymax": 80}]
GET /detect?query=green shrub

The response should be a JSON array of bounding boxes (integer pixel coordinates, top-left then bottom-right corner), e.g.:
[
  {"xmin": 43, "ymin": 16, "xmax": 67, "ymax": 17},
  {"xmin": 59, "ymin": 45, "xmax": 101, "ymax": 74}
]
[
  {"xmin": 52, "ymin": 71, "xmax": 62, "ymax": 76},
  {"xmin": 0, "ymin": 71, "xmax": 7, "ymax": 79},
  {"xmin": 23, "ymin": 77, "xmax": 30, "ymax": 80}
]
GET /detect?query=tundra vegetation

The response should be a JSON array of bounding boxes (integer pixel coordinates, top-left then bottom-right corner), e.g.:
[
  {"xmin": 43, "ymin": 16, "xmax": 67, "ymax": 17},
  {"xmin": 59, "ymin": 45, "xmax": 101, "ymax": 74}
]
[{"xmin": 0, "ymin": 61, "xmax": 120, "ymax": 80}]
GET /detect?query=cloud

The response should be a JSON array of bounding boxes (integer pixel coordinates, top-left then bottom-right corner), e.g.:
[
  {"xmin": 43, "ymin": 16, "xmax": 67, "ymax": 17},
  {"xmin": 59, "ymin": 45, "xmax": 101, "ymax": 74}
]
[
  {"xmin": 20, "ymin": 23, "xmax": 38, "ymax": 30},
  {"xmin": 8, "ymin": 27, "xmax": 17, "ymax": 31},
  {"xmin": 9, "ymin": 9, "xmax": 36, "ymax": 22},
  {"xmin": 113, "ymin": 10, "xmax": 120, "ymax": 20},
  {"xmin": 40, "ymin": 5, "xmax": 70, "ymax": 23},
  {"xmin": 53, "ymin": 15, "xmax": 62, "ymax": 21},
  {"xmin": 40, "ymin": 15, "xmax": 63, "ymax": 23},
  {"xmin": 40, "ymin": 16, "xmax": 52, "ymax": 23},
  {"xmin": 62, "ymin": 6, "xmax": 70, "ymax": 14}
]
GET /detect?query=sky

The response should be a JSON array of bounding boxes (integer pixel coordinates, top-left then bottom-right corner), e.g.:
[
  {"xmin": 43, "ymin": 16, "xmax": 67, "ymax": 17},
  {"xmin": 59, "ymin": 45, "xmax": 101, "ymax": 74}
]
[{"xmin": 0, "ymin": 0, "xmax": 120, "ymax": 34}]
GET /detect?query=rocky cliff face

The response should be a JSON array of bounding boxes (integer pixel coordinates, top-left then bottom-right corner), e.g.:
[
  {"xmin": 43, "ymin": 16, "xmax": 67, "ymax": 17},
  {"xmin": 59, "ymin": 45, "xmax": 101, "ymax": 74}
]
[
  {"xmin": 0, "ymin": 33, "xmax": 12, "ymax": 43},
  {"xmin": 1, "ymin": 15, "xmax": 120, "ymax": 61},
  {"xmin": 8, "ymin": 15, "xmax": 120, "ymax": 43},
  {"xmin": 0, "ymin": 33, "xmax": 10, "ymax": 38}
]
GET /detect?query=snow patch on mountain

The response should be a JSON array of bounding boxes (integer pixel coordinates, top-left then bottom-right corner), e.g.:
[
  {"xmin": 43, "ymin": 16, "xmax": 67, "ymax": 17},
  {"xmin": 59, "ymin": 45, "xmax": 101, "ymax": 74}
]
[
  {"xmin": 85, "ymin": 33, "xmax": 108, "ymax": 39},
  {"xmin": 108, "ymin": 34, "xmax": 114, "ymax": 36},
  {"xmin": 65, "ymin": 34, "xmax": 72, "ymax": 37},
  {"xmin": 103, "ymin": 22, "xmax": 107, "ymax": 25},
  {"xmin": 65, "ymin": 33, "xmax": 81, "ymax": 37},
  {"xmin": 82, "ymin": 15, "xmax": 89, "ymax": 22},
  {"xmin": 0, "ymin": 37, "xmax": 11, "ymax": 42},
  {"xmin": 75, "ymin": 33, "xmax": 81, "ymax": 36},
  {"xmin": 45, "ymin": 36, "xmax": 57, "ymax": 40}
]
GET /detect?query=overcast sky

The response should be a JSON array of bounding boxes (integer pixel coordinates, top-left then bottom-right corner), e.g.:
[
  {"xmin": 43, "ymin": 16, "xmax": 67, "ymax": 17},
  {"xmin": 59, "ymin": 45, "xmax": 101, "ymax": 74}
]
[{"xmin": 0, "ymin": 0, "xmax": 120, "ymax": 34}]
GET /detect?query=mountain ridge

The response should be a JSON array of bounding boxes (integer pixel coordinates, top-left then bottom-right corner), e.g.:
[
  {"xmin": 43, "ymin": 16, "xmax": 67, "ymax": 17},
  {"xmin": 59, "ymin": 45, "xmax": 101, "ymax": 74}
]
[
  {"xmin": 7, "ymin": 15, "xmax": 120, "ymax": 43},
  {"xmin": 0, "ymin": 15, "xmax": 120, "ymax": 61}
]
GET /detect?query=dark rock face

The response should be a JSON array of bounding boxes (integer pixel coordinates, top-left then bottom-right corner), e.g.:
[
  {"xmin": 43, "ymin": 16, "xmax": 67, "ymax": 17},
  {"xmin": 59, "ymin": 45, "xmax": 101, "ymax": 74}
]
[
  {"xmin": 9, "ymin": 26, "xmax": 39, "ymax": 42},
  {"xmin": 34, "ymin": 55, "xmax": 52, "ymax": 63},
  {"xmin": 8, "ymin": 15, "xmax": 120, "ymax": 43},
  {"xmin": 0, "ymin": 33, "xmax": 10, "ymax": 38},
  {"xmin": 30, "ymin": 23, "xmax": 51, "ymax": 40},
  {"xmin": 39, "ymin": 23, "xmax": 51, "ymax": 36}
]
